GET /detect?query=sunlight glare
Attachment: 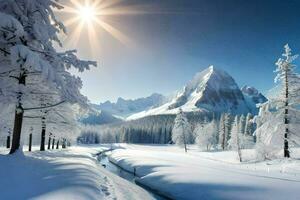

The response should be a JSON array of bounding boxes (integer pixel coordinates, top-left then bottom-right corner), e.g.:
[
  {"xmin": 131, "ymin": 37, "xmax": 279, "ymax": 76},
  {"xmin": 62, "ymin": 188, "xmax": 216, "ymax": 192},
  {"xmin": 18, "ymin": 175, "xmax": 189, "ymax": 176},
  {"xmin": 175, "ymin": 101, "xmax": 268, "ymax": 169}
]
[
  {"xmin": 56, "ymin": 0, "xmax": 147, "ymax": 53},
  {"xmin": 78, "ymin": 5, "xmax": 96, "ymax": 22}
]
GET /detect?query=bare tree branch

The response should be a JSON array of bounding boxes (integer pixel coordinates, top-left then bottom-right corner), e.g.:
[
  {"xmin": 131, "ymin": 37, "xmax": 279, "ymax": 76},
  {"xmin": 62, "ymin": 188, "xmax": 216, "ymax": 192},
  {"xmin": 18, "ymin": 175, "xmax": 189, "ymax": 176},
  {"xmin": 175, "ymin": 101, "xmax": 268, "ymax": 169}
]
[
  {"xmin": 0, "ymin": 47, "xmax": 10, "ymax": 55},
  {"xmin": 24, "ymin": 116, "xmax": 42, "ymax": 119},
  {"xmin": 24, "ymin": 101, "xmax": 65, "ymax": 111}
]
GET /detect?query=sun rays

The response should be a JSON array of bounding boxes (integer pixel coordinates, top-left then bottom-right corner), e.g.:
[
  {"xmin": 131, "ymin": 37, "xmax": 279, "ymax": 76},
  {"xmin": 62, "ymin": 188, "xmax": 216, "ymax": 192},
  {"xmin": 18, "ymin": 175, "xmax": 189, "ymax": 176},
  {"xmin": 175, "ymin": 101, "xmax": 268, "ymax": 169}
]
[{"xmin": 56, "ymin": 0, "xmax": 137, "ymax": 57}]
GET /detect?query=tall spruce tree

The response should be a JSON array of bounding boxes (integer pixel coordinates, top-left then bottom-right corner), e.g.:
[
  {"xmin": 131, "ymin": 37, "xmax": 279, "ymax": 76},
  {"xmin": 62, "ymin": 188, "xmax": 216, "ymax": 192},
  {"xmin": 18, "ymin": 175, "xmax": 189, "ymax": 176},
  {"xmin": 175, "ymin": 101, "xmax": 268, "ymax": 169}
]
[
  {"xmin": 255, "ymin": 44, "xmax": 300, "ymax": 159},
  {"xmin": 275, "ymin": 44, "xmax": 299, "ymax": 158}
]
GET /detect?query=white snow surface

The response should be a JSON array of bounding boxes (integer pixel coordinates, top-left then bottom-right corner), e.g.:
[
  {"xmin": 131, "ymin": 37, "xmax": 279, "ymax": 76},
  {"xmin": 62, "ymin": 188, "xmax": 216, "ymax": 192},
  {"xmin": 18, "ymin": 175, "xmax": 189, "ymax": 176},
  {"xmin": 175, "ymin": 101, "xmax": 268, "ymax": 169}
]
[
  {"xmin": 0, "ymin": 146, "xmax": 154, "ymax": 200},
  {"xmin": 109, "ymin": 144, "xmax": 300, "ymax": 200}
]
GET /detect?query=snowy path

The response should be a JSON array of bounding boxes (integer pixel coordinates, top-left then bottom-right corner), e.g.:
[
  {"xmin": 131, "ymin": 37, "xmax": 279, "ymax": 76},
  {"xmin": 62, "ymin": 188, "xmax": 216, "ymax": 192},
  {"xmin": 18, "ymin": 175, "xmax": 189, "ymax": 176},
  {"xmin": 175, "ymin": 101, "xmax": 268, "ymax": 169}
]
[
  {"xmin": 0, "ymin": 146, "xmax": 154, "ymax": 200},
  {"xmin": 109, "ymin": 144, "xmax": 300, "ymax": 200}
]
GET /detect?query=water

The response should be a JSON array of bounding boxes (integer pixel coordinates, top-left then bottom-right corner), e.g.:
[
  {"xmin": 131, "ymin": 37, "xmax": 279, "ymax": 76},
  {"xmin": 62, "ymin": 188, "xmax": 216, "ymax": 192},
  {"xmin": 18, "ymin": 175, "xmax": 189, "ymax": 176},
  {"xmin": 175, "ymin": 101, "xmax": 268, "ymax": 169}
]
[
  {"xmin": 97, "ymin": 153, "xmax": 170, "ymax": 200},
  {"xmin": 99, "ymin": 155, "xmax": 136, "ymax": 182}
]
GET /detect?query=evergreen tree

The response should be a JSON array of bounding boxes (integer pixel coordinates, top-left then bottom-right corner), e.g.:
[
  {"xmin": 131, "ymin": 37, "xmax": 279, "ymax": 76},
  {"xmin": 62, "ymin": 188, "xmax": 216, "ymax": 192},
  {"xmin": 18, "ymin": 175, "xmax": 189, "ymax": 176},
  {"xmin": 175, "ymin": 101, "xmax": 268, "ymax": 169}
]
[
  {"xmin": 239, "ymin": 115, "xmax": 246, "ymax": 135},
  {"xmin": 172, "ymin": 109, "xmax": 193, "ymax": 152},
  {"xmin": 244, "ymin": 113, "xmax": 254, "ymax": 135},
  {"xmin": 255, "ymin": 44, "xmax": 300, "ymax": 159},
  {"xmin": 228, "ymin": 116, "xmax": 242, "ymax": 162},
  {"xmin": 218, "ymin": 113, "xmax": 231, "ymax": 150},
  {"xmin": 275, "ymin": 44, "xmax": 299, "ymax": 158}
]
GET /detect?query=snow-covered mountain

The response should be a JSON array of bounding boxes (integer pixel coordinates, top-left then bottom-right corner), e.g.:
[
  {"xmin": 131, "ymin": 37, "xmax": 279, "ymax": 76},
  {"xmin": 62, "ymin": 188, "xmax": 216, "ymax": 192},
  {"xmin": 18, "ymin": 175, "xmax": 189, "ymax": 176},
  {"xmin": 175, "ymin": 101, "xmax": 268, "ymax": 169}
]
[
  {"xmin": 80, "ymin": 110, "xmax": 123, "ymax": 125},
  {"xmin": 128, "ymin": 66, "xmax": 267, "ymax": 120},
  {"xmin": 241, "ymin": 85, "xmax": 268, "ymax": 114},
  {"xmin": 93, "ymin": 93, "xmax": 166, "ymax": 118}
]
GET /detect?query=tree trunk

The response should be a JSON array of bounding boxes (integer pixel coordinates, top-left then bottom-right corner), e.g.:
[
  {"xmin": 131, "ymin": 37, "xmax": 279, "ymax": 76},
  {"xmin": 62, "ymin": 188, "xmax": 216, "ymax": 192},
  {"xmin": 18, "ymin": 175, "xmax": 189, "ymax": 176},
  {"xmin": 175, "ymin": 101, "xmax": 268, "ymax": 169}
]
[
  {"xmin": 284, "ymin": 69, "xmax": 290, "ymax": 158},
  {"xmin": 56, "ymin": 140, "xmax": 59, "ymax": 149},
  {"xmin": 182, "ymin": 126, "xmax": 187, "ymax": 153},
  {"xmin": 40, "ymin": 125, "xmax": 46, "ymax": 151},
  {"xmin": 222, "ymin": 131, "xmax": 225, "ymax": 150},
  {"xmin": 221, "ymin": 120, "xmax": 226, "ymax": 150},
  {"xmin": 236, "ymin": 130, "xmax": 242, "ymax": 162},
  {"xmin": 9, "ymin": 73, "xmax": 26, "ymax": 154},
  {"xmin": 9, "ymin": 106, "xmax": 24, "ymax": 154},
  {"xmin": 28, "ymin": 133, "xmax": 32, "ymax": 152},
  {"xmin": 62, "ymin": 138, "xmax": 66, "ymax": 149},
  {"xmin": 6, "ymin": 136, "xmax": 10, "ymax": 149},
  {"xmin": 47, "ymin": 136, "xmax": 51, "ymax": 150},
  {"xmin": 52, "ymin": 138, "xmax": 55, "ymax": 149}
]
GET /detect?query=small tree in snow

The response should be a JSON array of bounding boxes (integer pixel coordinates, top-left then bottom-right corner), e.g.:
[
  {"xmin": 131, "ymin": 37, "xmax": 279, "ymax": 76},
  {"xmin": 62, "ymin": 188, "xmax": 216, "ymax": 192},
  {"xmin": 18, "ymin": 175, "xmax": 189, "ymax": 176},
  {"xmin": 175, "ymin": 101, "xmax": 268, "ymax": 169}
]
[
  {"xmin": 218, "ymin": 113, "xmax": 231, "ymax": 150},
  {"xmin": 228, "ymin": 116, "xmax": 242, "ymax": 162},
  {"xmin": 195, "ymin": 119, "xmax": 218, "ymax": 151},
  {"xmin": 244, "ymin": 113, "xmax": 254, "ymax": 136},
  {"xmin": 172, "ymin": 109, "xmax": 193, "ymax": 152},
  {"xmin": 239, "ymin": 115, "xmax": 246, "ymax": 135}
]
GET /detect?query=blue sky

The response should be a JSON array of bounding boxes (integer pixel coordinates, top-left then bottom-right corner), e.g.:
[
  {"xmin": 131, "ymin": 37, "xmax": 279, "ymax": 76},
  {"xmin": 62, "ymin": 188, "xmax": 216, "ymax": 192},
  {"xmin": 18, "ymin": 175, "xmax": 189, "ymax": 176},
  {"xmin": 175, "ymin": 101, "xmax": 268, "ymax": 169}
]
[{"xmin": 61, "ymin": 0, "xmax": 300, "ymax": 103}]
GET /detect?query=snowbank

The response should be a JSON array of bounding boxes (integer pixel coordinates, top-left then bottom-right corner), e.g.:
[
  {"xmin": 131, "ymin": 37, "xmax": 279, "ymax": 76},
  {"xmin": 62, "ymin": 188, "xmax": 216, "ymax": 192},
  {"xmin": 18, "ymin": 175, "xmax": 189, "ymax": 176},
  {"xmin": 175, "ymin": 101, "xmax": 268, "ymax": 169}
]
[
  {"xmin": 109, "ymin": 144, "xmax": 300, "ymax": 200},
  {"xmin": 0, "ymin": 146, "xmax": 153, "ymax": 200}
]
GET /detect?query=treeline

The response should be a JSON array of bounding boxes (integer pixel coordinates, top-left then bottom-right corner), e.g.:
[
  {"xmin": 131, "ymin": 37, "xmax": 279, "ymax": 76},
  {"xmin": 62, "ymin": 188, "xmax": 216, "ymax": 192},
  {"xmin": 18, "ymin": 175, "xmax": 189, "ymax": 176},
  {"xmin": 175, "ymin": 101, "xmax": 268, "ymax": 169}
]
[{"xmin": 79, "ymin": 111, "xmax": 255, "ymax": 147}]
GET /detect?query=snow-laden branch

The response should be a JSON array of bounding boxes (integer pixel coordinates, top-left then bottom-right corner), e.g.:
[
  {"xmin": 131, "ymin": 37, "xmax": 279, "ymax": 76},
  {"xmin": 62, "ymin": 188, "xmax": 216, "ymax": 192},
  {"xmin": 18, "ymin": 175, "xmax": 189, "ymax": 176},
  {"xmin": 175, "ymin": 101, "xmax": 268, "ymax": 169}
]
[{"xmin": 23, "ymin": 101, "xmax": 65, "ymax": 111}]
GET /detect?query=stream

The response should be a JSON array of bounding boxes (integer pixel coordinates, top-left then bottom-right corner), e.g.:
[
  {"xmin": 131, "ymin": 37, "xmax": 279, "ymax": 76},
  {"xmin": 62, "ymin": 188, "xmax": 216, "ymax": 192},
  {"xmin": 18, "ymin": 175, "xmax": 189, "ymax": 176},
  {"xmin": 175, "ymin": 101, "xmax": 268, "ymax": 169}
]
[{"xmin": 97, "ymin": 151, "xmax": 171, "ymax": 200}]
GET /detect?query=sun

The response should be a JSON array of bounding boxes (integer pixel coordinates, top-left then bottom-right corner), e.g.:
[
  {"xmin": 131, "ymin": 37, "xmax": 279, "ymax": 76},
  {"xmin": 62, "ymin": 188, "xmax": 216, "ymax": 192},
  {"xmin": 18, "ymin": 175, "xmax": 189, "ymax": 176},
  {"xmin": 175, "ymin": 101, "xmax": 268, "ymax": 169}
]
[
  {"xmin": 56, "ymin": 0, "xmax": 155, "ymax": 57},
  {"xmin": 56, "ymin": 0, "xmax": 134, "ymax": 55},
  {"xmin": 78, "ymin": 5, "xmax": 96, "ymax": 22}
]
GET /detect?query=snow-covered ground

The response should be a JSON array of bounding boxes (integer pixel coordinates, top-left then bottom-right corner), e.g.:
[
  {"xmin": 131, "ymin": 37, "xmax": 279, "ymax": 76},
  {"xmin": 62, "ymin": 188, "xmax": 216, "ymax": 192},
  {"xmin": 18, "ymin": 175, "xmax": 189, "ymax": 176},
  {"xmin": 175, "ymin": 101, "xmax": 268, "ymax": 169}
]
[
  {"xmin": 0, "ymin": 146, "xmax": 154, "ymax": 200},
  {"xmin": 108, "ymin": 144, "xmax": 300, "ymax": 200},
  {"xmin": 2, "ymin": 144, "xmax": 299, "ymax": 200}
]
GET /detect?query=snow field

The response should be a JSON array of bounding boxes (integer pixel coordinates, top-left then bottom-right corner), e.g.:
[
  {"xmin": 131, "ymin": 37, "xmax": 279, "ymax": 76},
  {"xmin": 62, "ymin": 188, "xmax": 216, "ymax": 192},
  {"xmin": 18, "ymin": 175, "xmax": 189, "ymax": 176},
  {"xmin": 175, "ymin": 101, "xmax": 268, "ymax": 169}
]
[
  {"xmin": 108, "ymin": 144, "xmax": 300, "ymax": 200},
  {"xmin": 0, "ymin": 146, "xmax": 154, "ymax": 200}
]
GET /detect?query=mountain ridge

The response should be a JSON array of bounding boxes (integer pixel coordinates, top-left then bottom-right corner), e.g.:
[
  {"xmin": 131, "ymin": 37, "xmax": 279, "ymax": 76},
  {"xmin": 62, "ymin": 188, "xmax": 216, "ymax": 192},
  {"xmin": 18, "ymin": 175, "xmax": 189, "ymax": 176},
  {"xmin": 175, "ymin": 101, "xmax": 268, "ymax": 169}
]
[
  {"xmin": 128, "ymin": 66, "xmax": 267, "ymax": 120},
  {"xmin": 92, "ymin": 93, "xmax": 166, "ymax": 118},
  {"xmin": 89, "ymin": 66, "xmax": 267, "ymax": 123}
]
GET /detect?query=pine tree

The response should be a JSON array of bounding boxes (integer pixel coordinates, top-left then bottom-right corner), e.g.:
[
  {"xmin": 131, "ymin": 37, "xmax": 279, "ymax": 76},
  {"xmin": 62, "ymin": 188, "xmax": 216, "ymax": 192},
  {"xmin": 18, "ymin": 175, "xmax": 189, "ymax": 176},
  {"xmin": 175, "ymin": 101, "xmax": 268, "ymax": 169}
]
[
  {"xmin": 239, "ymin": 115, "xmax": 246, "ymax": 135},
  {"xmin": 172, "ymin": 109, "xmax": 193, "ymax": 152},
  {"xmin": 274, "ymin": 44, "xmax": 299, "ymax": 158},
  {"xmin": 228, "ymin": 116, "xmax": 242, "ymax": 162},
  {"xmin": 255, "ymin": 44, "xmax": 300, "ymax": 159},
  {"xmin": 218, "ymin": 113, "xmax": 231, "ymax": 150},
  {"xmin": 244, "ymin": 113, "xmax": 253, "ymax": 135}
]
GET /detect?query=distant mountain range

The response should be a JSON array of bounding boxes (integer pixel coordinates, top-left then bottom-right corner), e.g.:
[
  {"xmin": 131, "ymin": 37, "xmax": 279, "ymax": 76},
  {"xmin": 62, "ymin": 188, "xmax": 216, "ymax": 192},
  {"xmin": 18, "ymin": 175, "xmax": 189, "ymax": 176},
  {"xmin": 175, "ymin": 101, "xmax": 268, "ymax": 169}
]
[
  {"xmin": 91, "ymin": 93, "xmax": 167, "ymax": 118},
  {"xmin": 80, "ymin": 110, "xmax": 122, "ymax": 125},
  {"xmin": 88, "ymin": 66, "xmax": 267, "ymax": 124}
]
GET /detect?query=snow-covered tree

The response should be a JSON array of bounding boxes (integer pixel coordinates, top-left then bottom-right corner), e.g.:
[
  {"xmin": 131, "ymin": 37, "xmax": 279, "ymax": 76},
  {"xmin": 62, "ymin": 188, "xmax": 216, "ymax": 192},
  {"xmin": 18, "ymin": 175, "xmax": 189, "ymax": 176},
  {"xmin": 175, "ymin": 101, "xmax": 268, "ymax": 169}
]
[
  {"xmin": 244, "ymin": 113, "xmax": 254, "ymax": 135},
  {"xmin": 218, "ymin": 113, "xmax": 231, "ymax": 150},
  {"xmin": 239, "ymin": 115, "xmax": 246, "ymax": 135},
  {"xmin": 172, "ymin": 109, "xmax": 193, "ymax": 152},
  {"xmin": 255, "ymin": 44, "xmax": 300, "ymax": 159},
  {"xmin": 228, "ymin": 116, "xmax": 242, "ymax": 162},
  {"xmin": 239, "ymin": 118, "xmax": 255, "ymax": 149},
  {"xmin": 195, "ymin": 119, "xmax": 218, "ymax": 151},
  {"xmin": 0, "ymin": 0, "xmax": 96, "ymax": 154}
]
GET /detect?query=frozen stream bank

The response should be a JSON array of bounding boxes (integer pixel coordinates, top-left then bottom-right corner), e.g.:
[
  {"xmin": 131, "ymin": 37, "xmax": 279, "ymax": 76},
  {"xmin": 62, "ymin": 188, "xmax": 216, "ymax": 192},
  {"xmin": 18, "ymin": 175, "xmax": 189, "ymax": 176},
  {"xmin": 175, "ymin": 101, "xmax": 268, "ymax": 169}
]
[{"xmin": 97, "ymin": 151, "xmax": 171, "ymax": 200}]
